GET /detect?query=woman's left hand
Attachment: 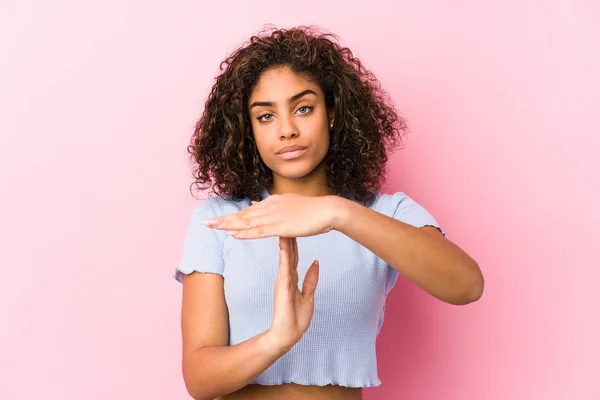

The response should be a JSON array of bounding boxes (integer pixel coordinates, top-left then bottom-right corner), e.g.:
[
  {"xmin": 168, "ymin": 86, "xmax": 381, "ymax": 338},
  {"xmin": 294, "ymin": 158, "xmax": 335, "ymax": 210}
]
[{"xmin": 202, "ymin": 194, "xmax": 340, "ymax": 239}]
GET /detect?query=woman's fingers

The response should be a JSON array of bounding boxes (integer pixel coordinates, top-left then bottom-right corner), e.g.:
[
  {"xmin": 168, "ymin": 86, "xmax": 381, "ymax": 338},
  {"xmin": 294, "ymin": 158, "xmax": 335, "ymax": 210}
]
[
  {"xmin": 205, "ymin": 208, "xmax": 266, "ymax": 230},
  {"xmin": 278, "ymin": 238, "xmax": 291, "ymax": 282},
  {"xmin": 228, "ymin": 224, "xmax": 273, "ymax": 239},
  {"xmin": 279, "ymin": 236, "xmax": 289, "ymax": 251},
  {"xmin": 301, "ymin": 260, "xmax": 319, "ymax": 301},
  {"xmin": 272, "ymin": 238, "xmax": 319, "ymax": 350},
  {"xmin": 291, "ymin": 237, "xmax": 298, "ymax": 269}
]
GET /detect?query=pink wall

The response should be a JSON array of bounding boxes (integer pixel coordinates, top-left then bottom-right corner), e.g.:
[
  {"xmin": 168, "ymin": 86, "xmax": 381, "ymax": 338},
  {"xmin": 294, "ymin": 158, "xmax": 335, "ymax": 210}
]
[{"xmin": 1, "ymin": 1, "xmax": 598, "ymax": 399}]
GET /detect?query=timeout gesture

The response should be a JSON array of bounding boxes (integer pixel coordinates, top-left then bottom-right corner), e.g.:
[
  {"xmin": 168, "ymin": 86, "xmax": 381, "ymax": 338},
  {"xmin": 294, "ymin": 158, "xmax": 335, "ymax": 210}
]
[{"xmin": 265, "ymin": 237, "xmax": 320, "ymax": 353}]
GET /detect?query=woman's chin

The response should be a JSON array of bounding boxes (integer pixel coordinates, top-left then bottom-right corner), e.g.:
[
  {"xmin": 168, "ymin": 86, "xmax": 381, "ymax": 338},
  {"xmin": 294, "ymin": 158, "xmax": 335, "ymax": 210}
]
[{"xmin": 273, "ymin": 164, "xmax": 318, "ymax": 180}]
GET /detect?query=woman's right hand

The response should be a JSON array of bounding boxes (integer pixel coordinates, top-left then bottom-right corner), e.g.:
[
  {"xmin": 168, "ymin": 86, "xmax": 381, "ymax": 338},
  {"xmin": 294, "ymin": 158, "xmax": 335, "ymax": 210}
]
[{"xmin": 265, "ymin": 237, "xmax": 320, "ymax": 354}]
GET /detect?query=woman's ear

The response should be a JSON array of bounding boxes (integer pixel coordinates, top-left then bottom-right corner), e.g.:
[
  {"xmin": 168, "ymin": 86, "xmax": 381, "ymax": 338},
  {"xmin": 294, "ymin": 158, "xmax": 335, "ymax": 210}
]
[{"xmin": 328, "ymin": 109, "xmax": 335, "ymax": 130}]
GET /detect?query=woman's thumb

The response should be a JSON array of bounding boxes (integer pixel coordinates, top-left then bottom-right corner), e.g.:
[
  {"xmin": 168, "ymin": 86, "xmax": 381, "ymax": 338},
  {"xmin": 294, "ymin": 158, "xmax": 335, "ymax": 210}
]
[{"xmin": 301, "ymin": 260, "xmax": 319, "ymax": 299}]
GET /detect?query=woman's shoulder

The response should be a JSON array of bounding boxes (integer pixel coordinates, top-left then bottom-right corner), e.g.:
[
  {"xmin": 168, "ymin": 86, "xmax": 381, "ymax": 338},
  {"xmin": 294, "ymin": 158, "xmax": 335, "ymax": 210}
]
[
  {"xmin": 368, "ymin": 190, "xmax": 445, "ymax": 235},
  {"xmin": 367, "ymin": 190, "xmax": 413, "ymax": 212}
]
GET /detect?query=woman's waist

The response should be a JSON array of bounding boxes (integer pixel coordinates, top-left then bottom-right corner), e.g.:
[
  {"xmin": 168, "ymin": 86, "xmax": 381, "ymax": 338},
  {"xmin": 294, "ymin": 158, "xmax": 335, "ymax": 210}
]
[{"xmin": 217, "ymin": 382, "xmax": 363, "ymax": 400}]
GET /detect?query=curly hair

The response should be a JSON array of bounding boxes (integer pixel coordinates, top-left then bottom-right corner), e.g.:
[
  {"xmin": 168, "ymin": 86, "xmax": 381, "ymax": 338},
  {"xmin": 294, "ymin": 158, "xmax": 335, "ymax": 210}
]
[{"xmin": 188, "ymin": 25, "xmax": 407, "ymax": 206}]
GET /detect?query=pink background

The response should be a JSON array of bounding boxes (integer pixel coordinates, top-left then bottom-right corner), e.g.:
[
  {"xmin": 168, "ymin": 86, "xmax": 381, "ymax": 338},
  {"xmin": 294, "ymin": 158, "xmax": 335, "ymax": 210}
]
[{"xmin": 1, "ymin": 1, "xmax": 599, "ymax": 399}]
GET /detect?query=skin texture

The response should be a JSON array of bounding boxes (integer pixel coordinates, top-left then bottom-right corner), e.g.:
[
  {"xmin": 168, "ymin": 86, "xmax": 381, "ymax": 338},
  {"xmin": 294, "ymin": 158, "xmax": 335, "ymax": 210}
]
[{"xmin": 248, "ymin": 66, "xmax": 333, "ymax": 197}]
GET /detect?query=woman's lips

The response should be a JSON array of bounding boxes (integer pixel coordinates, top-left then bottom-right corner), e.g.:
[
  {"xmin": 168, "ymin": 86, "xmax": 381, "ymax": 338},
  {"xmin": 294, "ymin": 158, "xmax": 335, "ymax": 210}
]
[{"xmin": 277, "ymin": 148, "xmax": 307, "ymax": 160}]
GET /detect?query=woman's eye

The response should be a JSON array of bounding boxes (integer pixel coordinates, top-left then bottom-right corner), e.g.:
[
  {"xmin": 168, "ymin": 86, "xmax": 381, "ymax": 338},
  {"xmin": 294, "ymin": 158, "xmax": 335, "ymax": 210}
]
[
  {"xmin": 296, "ymin": 106, "xmax": 313, "ymax": 115},
  {"xmin": 258, "ymin": 114, "xmax": 273, "ymax": 122}
]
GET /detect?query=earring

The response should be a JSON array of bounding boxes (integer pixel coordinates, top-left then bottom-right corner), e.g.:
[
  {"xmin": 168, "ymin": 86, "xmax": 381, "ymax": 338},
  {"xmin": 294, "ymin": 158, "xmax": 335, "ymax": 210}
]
[{"xmin": 329, "ymin": 121, "xmax": 334, "ymax": 129}]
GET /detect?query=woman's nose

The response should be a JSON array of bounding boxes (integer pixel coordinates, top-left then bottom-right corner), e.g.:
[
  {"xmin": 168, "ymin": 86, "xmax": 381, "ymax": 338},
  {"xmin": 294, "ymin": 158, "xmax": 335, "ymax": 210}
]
[{"xmin": 279, "ymin": 116, "xmax": 299, "ymax": 139}]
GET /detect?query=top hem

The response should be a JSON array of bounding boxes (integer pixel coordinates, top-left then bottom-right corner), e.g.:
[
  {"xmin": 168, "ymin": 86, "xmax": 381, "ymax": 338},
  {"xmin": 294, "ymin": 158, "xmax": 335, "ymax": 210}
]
[{"xmin": 249, "ymin": 379, "xmax": 381, "ymax": 388}]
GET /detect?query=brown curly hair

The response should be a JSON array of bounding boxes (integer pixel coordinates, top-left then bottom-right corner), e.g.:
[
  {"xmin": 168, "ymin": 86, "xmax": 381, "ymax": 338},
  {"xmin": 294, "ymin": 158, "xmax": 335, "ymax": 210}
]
[{"xmin": 188, "ymin": 25, "xmax": 407, "ymax": 206}]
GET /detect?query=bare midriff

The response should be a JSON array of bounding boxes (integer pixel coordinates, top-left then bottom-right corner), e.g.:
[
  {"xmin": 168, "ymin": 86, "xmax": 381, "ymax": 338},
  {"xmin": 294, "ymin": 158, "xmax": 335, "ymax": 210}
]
[{"xmin": 216, "ymin": 383, "xmax": 363, "ymax": 400}]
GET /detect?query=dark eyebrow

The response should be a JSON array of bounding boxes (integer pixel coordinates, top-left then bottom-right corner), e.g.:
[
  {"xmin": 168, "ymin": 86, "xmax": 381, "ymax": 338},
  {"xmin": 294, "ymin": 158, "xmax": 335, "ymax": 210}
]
[{"xmin": 249, "ymin": 89, "xmax": 317, "ymax": 109}]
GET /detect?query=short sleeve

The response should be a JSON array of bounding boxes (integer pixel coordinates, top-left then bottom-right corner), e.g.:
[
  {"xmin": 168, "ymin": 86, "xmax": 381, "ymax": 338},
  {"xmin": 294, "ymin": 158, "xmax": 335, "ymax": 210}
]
[
  {"xmin": 173, "ymin": 198, "xmax": 225, "ymax": 283},
  {"xmin": 389, "ymin": 192, "xmax": 446, "ymax": 237},
  {"xmin": 382, "ymin": 192, "xmax": 447, "ymax": 298}
]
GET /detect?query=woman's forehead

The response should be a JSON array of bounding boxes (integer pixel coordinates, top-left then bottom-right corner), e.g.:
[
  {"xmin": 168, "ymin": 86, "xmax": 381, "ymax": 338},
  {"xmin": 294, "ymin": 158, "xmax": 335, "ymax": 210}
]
[{"xmin": 250, "ymin": 66, "xmax": 322, "ymax": 102}]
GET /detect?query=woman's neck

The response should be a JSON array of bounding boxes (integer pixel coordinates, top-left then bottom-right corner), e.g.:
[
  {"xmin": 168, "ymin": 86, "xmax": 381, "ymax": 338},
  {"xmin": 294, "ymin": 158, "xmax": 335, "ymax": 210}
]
[
  {"xmin": 269, "ymin": 165, "xmax": 333, "ymax": 197},
  {"xmin": 269, "ymin": 181, "xmax": 333, "ymax": 197}
]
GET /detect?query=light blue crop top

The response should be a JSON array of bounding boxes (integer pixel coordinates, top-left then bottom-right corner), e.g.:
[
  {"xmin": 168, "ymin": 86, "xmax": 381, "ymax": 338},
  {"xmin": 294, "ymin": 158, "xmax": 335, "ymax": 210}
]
[{"xmin": 174, "ymin": 189, "xmax": 444, "ymax": 388}]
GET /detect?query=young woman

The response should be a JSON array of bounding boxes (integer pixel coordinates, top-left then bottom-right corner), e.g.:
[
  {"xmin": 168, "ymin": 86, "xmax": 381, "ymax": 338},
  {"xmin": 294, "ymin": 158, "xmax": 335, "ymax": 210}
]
[{"xmin": 175, "ymin": 26, "xmax": 484, "ymax": 400}]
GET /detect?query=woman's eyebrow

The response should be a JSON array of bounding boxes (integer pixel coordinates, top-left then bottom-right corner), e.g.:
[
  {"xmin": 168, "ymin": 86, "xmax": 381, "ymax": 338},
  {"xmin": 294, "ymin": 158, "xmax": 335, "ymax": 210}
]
[{"xmin": 249, "ymin": 89, "xmax": 317, "ymax": 109}]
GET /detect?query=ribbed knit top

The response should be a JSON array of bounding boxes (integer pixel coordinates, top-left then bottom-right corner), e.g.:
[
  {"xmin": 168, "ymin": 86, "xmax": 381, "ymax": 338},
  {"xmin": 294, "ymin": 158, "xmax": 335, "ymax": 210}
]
[{"xmin": 174, "ymin": 189, "xmax": 444, "ymax": 388}]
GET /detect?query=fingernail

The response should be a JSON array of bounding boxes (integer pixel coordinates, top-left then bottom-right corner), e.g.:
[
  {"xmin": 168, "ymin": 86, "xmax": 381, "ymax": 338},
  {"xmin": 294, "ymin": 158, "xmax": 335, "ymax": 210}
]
[{"xmin": 203, "ymin": 219, "xmax": 221, "ymax": 226}]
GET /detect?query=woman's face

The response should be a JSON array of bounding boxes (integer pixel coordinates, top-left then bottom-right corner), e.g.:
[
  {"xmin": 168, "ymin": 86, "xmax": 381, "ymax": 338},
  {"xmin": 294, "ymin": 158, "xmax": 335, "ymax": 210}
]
[{"xmin": 248, "ymin": 66, "xmax": 331, "ymax": 182}]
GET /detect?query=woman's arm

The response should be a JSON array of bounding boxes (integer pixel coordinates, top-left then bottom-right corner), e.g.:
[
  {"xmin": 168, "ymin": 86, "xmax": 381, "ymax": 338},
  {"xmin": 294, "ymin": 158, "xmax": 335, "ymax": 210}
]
[
  {"xmin": 181, "ymin": 273, "xmax": 283, "ymax": 400},
  {"xmin": 329, "ymin": 196, "xmax": 484, "ymax": 305},
  {"xmin": 205, "ymin": 194, "xmax": 483, "ymax": 305},
  {"xmin": 181, "ymin": 238, "xmax": 318, "ymax": 400}
]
